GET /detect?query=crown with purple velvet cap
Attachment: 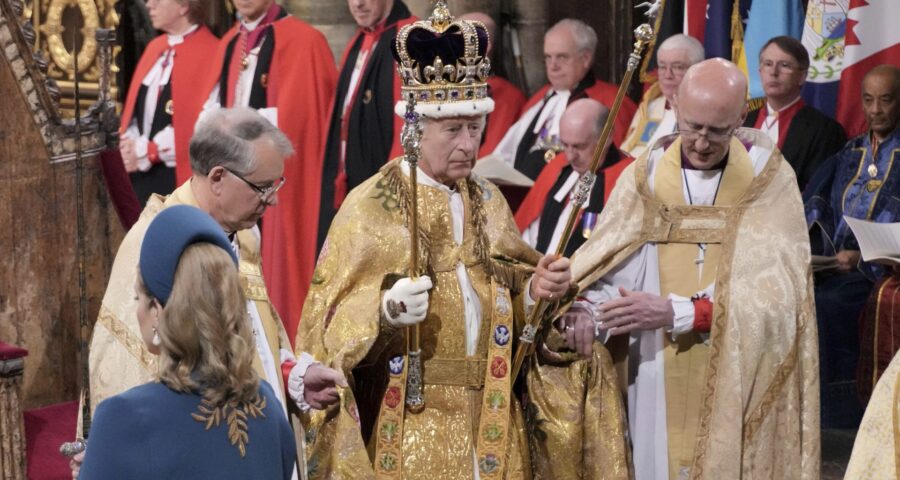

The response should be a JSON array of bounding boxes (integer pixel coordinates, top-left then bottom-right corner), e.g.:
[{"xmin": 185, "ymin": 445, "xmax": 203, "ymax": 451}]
[{"xmin": 391, "ymin": 1, "xmax": 495, "ymax": 118}]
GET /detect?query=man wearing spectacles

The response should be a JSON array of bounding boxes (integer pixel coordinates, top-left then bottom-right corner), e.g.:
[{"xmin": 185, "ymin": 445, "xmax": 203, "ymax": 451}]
[
  {"xmin": 490, "ymin": 19, "xmax": 637, "ymax": 183},
  {"xmin": 79, "ymin": 109, "xmax": 347, "ymax": 475},
  {"xmin": 744, "ymin": 35, "xmax": 846, "ymax": 189},
  {"xmin": 621, "ymin": 34, "xmax": 705, "ymax": 159},
  {"xmin": 564, "ymin": 59, "xmax": 818, "ymax": 479}
]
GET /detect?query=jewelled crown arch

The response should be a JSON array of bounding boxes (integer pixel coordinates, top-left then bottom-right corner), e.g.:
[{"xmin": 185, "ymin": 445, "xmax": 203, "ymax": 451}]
[{"xmin": 391, "ymin": 0, "xmax": 495, "ymax": 118}]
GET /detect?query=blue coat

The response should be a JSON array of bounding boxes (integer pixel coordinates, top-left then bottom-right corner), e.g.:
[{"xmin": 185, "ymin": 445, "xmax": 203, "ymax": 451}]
[{"xmin": 79, "ymin": 380, "xmax": 296, "ymax": 479}]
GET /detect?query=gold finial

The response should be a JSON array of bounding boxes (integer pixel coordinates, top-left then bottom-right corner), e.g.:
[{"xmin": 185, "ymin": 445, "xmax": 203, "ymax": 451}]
[{"xmin": 430, "ymin": 0, "xmax": 453, "ymax": 32}]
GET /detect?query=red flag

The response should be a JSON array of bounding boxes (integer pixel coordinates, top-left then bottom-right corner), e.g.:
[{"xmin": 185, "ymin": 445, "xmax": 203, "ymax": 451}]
[
  {"xmin": 684, "ymin": 0, "xmax": 707, "ymax": 44},
  {"xmin": 835, "ymin": 0, "xmax": 900, "ymax": 137}
]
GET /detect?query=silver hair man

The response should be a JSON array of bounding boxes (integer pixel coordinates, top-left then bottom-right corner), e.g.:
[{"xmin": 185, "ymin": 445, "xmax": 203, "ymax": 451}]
[{"xmin": 190, "ymin": 107, "xmax": 294, "ymax": 176}]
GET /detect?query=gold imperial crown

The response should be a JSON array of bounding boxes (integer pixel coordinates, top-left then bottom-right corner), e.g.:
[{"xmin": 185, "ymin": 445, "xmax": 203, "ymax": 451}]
[{"xmin": 392, "ymin": 1, "xmax": 495, "ymax": 117}]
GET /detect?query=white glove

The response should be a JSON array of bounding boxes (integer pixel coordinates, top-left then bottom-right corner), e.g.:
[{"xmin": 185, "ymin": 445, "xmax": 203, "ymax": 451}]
[{"xmin": 382, "ymin": 276, "xmax": 433, "ymax": 327}]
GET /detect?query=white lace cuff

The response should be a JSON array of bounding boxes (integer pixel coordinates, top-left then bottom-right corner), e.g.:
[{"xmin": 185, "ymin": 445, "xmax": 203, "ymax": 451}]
[{"xmin": 287, "ymin": 352, "xmax": 318, "ymax": 413}]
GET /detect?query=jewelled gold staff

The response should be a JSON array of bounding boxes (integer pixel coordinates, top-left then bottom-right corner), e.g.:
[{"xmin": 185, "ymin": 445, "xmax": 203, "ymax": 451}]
[
  {"xmin": 510, "ymin": 1, "xmax": 662, "ymax": 381},
  {"xmin": 401, "ymin": 96, "xmax": 425, "ymax": 413}
]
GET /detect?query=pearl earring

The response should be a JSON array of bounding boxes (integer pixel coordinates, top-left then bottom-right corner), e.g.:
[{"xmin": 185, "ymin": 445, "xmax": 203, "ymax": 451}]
[{"xmin": 152, "ymin": 327, "xmax": 161, "ymax": 347}]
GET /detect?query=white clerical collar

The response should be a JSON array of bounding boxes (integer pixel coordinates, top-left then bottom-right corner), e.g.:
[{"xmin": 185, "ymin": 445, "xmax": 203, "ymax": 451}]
[
  {"xmin": 400, "ymin": 160, "xmax": 459, "ymax": 196},
  {"xmin": 766, "ymin": 95, "xmax": 801, "ymax": 116},
  {"xmin": 242, "ymin": 14, "xmax": 265, "ymax": 32},
  {"xmin": 552, "ymin": 170, "xmax": 591, "ymax": 208},
  {"xmin": 167, "ymin": 24, "xmax": 198, "ymax": 46}
]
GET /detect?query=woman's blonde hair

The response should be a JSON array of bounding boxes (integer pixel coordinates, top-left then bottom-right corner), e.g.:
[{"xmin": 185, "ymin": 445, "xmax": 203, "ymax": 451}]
[{"xmin": 151, "ymin": 243, "xmax": 258, "ymax": 405}]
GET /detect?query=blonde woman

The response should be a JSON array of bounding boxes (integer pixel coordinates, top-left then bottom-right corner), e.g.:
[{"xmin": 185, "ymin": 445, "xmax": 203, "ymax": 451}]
[{"xmin": 79, "ymin": 205, "xmax": 296, "ymax": 479}]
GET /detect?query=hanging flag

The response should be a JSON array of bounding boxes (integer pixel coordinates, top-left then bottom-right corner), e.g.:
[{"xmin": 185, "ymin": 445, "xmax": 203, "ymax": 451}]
[
  {"xmin": 736, "ymin": 0, "xmax": 804, "ymax": 99},
  {"xmin": 704, "ymin": 0, "xmax": 734, "ymax": 59},
  {"xmin": 801, "ymin": 0, "xmax": 848, "ymax": 119},
  {"xmin": 834, "ymin": 0, "xmax": 900, "ymax": 137},
  {"xmin": 684, "ymin": 0, "xmax": 708, "ymax": 44}
]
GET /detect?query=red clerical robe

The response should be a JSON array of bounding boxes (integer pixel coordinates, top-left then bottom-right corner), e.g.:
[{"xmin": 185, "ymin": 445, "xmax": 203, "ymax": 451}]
[
  {"xmin": 482, "ymin": 76, "xmax": 527, "ymax": 155},
  {"xmin": 101, "ymin": 27, "xmax": 219, "ymax": 229},
  {"xmin": 121, "ymin": 27, "xmax": 220, "ymax": 187},
  {"xmin": 206, "ymin": 15, "xmax": 337, "ymax": 343}
]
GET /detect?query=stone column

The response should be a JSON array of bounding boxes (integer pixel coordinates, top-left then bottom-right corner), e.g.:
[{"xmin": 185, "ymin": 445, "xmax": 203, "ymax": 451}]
[
  {"xmin": 286, "ymin": 0, "xmax": 357, "ymax": 65},
  {"xmin": 511, "ymin": 0, "xmax": 549, "ymax": 94}
]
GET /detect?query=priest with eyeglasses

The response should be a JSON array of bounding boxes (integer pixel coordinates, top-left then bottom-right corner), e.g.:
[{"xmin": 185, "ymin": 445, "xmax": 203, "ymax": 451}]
[{"xmin": 563, "ymin": 58, "xmax": 819, "ymax": 480}]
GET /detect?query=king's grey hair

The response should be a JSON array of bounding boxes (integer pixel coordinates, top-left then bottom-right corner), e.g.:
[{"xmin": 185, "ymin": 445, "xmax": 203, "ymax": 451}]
[
  {"xmin": 547, "ymin": 19, "xmax": 598, "ymax": 57},
  {"xmin": 189, "ymin": 107, "xmax": 294, "ymax": 176}
]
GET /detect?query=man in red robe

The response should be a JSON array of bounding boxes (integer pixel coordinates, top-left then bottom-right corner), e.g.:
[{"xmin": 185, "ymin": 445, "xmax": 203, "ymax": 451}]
[
  {"xmin": 459, "ymin": 12, "xmax": 527, "ymax": 155},
  {"xmin": 491, "ymin": 18, "xmax": 636, "ymax": 181},
  {"xmin": 317, "ymin": 0, "xmax": 415, "ymax": 251},
  {"xmin": 201, "ymin": 0, "xmax": 337, "ymax": 342},
  {"xmin": 743, "ymin": 35, "xmax": 845, "ymax": 189},
  {"xmin": 515, "ymin": 98, "xmax": 609, "ymax": 257}
]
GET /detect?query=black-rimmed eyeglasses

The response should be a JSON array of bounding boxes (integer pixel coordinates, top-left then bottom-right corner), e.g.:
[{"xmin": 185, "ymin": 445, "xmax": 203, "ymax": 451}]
[{"xmin": 225, "ymin": 167, "xmax": 285, "ymax": 203}]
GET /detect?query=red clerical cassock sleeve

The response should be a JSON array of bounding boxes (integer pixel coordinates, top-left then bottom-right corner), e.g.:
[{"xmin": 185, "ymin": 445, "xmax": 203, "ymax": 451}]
[{"xmin": 206, "ymin": 18, "xmax": 337, "ymax": 344}]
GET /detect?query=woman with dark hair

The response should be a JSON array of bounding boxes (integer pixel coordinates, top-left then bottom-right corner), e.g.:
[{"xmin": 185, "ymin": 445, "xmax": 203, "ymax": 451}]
[
  {"xmin": 78, "ymin": 205, "xmax": 296, "ymax": 479},
  {"xmin": 119, "ymin": 0, "xmax": 219, "ymax": 205}
]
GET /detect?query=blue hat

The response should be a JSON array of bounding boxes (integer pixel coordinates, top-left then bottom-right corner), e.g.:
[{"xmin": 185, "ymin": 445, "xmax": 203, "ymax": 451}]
[{"xmin": 139, "ymin": 205, "xmax": 238, "ymax": 305}]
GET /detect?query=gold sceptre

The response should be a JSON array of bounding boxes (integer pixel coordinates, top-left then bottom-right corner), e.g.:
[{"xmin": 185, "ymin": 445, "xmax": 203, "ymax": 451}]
[
  {"xmin": 510, "ymin": 1, "xmax": 661, "ymax": 381},
  {"xmin": 401, "ymin": 97, "xmax": 426, "ymax": 413}
]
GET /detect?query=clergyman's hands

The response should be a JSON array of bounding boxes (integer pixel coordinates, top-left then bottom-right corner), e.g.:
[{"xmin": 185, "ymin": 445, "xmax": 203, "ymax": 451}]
[
  {"xmin": 120, "ymin": 137, "xmax": 138, "ymax": 172},
  {"xmin": 598, "ymin": 287, "xmax": 674, "ymax": 336},
  {"xmin": 558, "ymin": 305, "xmax": 596, "ymax": 357},
  {"xmin": 303, "ymin": 364, "xmax": 348, "ymax": 410},
  {"xmin": 835, "ymin": 249, "xmax": 861, "ymax": 273},
  {"xmin": 530, "ymin": 255, "xmax": 572, "ymax": 301}
]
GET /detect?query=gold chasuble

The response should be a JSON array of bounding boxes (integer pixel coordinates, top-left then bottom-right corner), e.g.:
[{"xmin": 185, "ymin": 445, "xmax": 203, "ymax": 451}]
[
  {"xmin": 845, "ymin": 350, "xmax": 900, "ymax": 479},
  {"xmin": 298, "ymin": 160, "xmax": 544, "ymax": 479},
  {"xmin": 569, "ymin": 130, "xmax": 820, "ymax": 479},
  {"xmin": 81, "ymin": 182, "xmax": 291, "ymax": 433}
]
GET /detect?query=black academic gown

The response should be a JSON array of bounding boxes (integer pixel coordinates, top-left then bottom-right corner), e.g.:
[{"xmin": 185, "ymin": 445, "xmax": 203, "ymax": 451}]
[
  {"xmin": 744, "ymin": 104, "xmax": 846, "ymax": 189},
  {"xmin": 317, "ymin": 1, "xmax": 413, "ymax": 251}
]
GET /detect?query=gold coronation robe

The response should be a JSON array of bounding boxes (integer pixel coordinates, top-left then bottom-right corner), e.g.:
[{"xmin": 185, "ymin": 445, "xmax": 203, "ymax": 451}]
[
  {"xmin": 570, "ymin": 130, "xmax": 819, "ymax": 479},
  {"xmin": 81, "ymin": 182, "xmax": 292, "ymax": 434},
  {"xmin": 298, "ymin": 159, "xmax": 546, "ymax": 479},
  {"xmin": 845, "ymin": 349, "xmax": 900, "ymax": 479}
]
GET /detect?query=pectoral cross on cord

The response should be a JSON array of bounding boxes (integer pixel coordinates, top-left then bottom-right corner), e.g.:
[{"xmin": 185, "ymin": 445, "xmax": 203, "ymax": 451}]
[{"xmin": 683, "ymin": 167, "xmax": 725, "ymax": 283}]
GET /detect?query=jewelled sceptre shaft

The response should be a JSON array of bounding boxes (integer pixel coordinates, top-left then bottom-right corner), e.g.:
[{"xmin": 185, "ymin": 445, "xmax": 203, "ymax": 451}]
[
  {"xmin": 402, "ymin": 98, "xmax": 425, "ymax": 413},
  {"xmin": 510, "ymin": 1, "xmax": 661, "ymax": 381}
]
